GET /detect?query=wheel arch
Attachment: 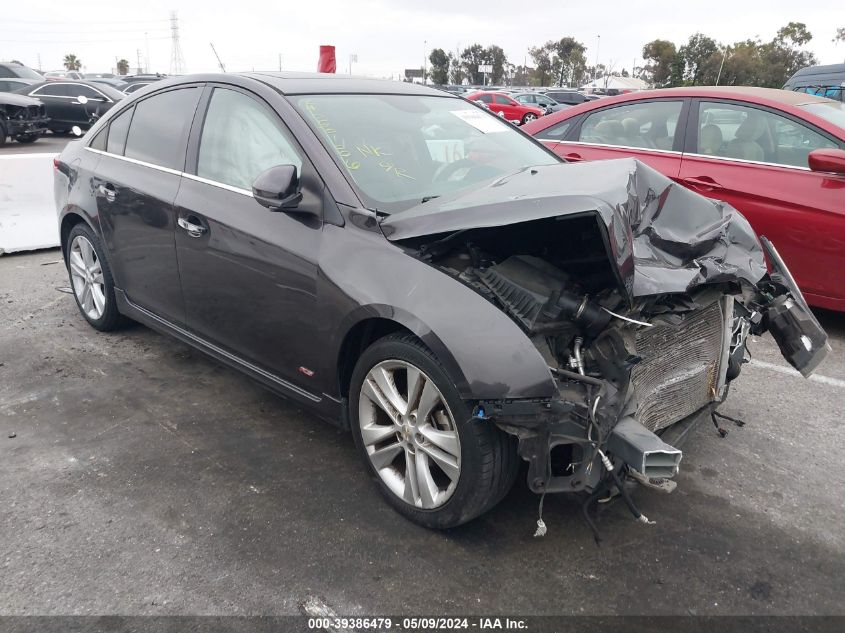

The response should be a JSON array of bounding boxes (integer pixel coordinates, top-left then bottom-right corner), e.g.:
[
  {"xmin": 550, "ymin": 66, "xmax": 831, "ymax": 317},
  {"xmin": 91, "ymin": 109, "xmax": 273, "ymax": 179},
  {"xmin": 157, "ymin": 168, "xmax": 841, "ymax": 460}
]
[
  {"xmin": 334, "ymin": 308, "xmax": 471, "ymax": 402},
  {"xmin": 59, "ymin": 210, "xmax": 96, "ymax": 257}
]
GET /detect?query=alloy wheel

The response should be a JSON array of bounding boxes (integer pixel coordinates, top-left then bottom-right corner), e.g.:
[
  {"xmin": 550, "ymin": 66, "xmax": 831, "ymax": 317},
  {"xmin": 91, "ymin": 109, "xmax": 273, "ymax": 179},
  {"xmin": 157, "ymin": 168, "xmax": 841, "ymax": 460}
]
[
  {"xmin": 69, "ymin": 235, "xmax": 106, "ymax": 321},
  {"xmin": 523, "ymin": 113, "xmax": 537, "ymax": 123},
  {"xmin": 358, "ymin": 360, "xmax": 462, "ymax": 509}
]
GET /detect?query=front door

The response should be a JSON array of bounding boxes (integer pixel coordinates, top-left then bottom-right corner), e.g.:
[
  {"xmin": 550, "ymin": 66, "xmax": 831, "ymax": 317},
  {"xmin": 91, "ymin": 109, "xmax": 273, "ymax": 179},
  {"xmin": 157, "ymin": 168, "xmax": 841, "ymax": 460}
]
[
  {"xmin": 174, "ymin": 85, "xmax": 324, "ymax": 391},
  {"xmin": 679, "ymin": 99, "xmax": 845, "ymax": 309}
]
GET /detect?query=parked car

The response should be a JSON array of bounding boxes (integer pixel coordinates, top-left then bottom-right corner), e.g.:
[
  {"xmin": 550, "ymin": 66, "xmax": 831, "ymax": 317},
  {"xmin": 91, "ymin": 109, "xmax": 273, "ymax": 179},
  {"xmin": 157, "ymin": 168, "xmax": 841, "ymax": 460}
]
[
  {"xmin": 122, "ymin": 73, "xmax": 167, "ymax": 84},
  {"xmin": 511, "ymin": 91, "xmax": 569, "ymax": 113},
  {"xmin": 543, "ymin": 89, "xmax": 590, "ymax": 106},
  {"xmin": 86, "ymin": 77, "xmax": 129, "ymax": 91},
  {"xmin": 523, "ymin": 86, "xmax": 845, "ymax": 311},
  {"xmin": 15, "ymin": 80, "xmax": 123, "ymax": 133},
  {"xmin": 54, "ymin": 73, "xmax": 826, "ymax": 530},
  {"xmin": 44, "ymin": 70, "xmax": 84, "ymax": 81},
  {"xmin": 122, "ymin": 82, "xmax": 151, "ymax": 95},
  {"xmin": 783, "ymin": 63, "xmax": 845, "ymax": 102},
  {"xmin": 0, "ymin": 92, "xmax": 48, "ymax": 145},
  {"xmin": 0, "ymin": 78, "xmax": 39, "ymax": 93},
  {"xmin": 0, "ymin": 61, "xmax": 43, "ymax": 81},
  {"xmin": 466, "ymin": 91, "xmax": 544, "ymax": 124}
]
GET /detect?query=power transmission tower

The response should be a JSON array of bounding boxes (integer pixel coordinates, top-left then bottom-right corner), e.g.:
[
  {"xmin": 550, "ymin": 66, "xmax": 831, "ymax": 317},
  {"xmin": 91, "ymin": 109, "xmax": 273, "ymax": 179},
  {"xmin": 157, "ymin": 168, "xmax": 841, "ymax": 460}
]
[{"xmin": 169, "ymin": 11, "xmax": 186, "ymax": 75}]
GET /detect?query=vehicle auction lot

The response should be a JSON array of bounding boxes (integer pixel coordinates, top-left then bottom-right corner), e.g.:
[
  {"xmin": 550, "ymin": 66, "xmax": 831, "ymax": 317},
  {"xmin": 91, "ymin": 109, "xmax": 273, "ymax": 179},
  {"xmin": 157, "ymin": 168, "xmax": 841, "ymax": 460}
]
[{"xmin": 1, "ymin": 248, "xmax": 844, "ymax": 616}]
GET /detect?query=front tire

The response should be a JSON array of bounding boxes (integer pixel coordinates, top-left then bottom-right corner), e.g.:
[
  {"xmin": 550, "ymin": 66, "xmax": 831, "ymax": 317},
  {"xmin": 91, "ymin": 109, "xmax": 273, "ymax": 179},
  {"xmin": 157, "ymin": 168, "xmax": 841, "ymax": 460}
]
[
  {"xmin": 521, "ymin": 113, "xmax": 538, "ymax": 125},
  {"xmin": 349, "ymin": 333, "xmax": 518, "ymax": 529},
  {"xmin": 65, "ymin": 223, "xmax": 125, "ymax": 331}
]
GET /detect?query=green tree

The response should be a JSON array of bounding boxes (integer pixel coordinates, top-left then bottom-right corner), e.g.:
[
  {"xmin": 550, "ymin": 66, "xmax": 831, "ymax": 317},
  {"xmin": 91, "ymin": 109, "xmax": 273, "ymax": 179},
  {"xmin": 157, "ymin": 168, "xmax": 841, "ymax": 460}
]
[
  {"xmin": 641, "ymin": 39, "xmax": 678, "ymax": 87},
  {"xmin": 678, "ymin": 33, "xmax": 720, "ymax": 84},
  {"xmin": 486, "ymin": 45, "xmax": 507, "ymax": 84},
  {"xmin": 529, "ymin": 45, "xmax": 553, "ymax": 86},
  {"xmin": 549, "ymin": 37, "xmax": 587, "ymax": 86},
  {"xmin": 460, "ymin": 44, "xmax": 487, "ymax": 84},
  {"xmin": 116, "ymin": 59, "xmax": 130, "ymax": 75},
  {"xmin": 449, "ymin": 54, "xmax": 465, "ymax": 85},
  {"xmin": 63, "ymin": 54, "xmax": 82, "ymax": 71},
  {"xmin": 428, "ymin": 48, "xmax": 450, "ymax": 85}
]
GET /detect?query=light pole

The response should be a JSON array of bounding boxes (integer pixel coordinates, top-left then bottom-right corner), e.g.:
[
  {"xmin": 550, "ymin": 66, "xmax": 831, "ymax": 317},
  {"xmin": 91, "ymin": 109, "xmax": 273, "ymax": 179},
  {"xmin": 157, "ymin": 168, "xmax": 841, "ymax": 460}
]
[
  {"xmin": 423, "ymin": 40, "xmax": 427, "ymax": 84},
  {"xmin": 349, "ymin": 53, "xmax": 357, "ymax": 75},
  {"xmin": 594, "ymin": 34, "xmax": 601, "ymax": 84}
]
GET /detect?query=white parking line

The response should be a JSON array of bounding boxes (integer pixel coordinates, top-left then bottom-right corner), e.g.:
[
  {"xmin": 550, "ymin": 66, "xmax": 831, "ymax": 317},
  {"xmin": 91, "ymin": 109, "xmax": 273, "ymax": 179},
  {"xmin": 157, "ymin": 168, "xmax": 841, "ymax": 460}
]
[
  {"xmin": 0, "ymin": 153, "xmax": 59, "ymax": 159},
  {"xmin": 749, "ymin": 359, "xmax": 845, "ymax": 389}
]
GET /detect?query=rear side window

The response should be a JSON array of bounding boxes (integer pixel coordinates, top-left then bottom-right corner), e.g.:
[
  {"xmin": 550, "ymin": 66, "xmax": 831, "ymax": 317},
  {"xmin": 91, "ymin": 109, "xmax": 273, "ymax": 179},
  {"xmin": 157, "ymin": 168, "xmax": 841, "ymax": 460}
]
[
  {"xmin": 580, "ymin": 100, "xmax": 683, "ymax": 150},
  {"xmin": 476, "ymin": 94, "xmax": 493, "ymax": 104},
  {"xmin": 540, "ymin": 120, "xmax": 574, "ymax": 140},
  {"xmin": 90, "ymin": 126, "xmax": 107, "ymax": 151},
  {"xmin": 197, "ymin": 87, "xmax": 302, "ymax": 190},
  {"xmin": 124, "ymin": 87, "xmax": 200, "ymax": 170},
  {"xmin": 106, "ymin": 107, "xmax": 133, "ymax": 155},
  {"xmin": 32, "ymin": 84, "xmax": 73, "ymax": 97}
]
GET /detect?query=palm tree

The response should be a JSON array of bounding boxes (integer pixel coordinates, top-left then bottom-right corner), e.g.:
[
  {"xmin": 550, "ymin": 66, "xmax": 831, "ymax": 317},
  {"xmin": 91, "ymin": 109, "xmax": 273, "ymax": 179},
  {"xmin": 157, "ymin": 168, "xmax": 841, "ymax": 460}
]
[{"xmin": 63, "ymin": 54, "xmax": 82, "ymax": 71}]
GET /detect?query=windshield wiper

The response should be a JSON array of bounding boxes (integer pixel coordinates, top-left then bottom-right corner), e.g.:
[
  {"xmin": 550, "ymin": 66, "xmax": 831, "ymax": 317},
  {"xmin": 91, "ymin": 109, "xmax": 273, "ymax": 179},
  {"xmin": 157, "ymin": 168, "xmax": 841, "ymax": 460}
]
[{"xmin": 420, "ymin": 195, "xmax": 440, "ymax": 204}]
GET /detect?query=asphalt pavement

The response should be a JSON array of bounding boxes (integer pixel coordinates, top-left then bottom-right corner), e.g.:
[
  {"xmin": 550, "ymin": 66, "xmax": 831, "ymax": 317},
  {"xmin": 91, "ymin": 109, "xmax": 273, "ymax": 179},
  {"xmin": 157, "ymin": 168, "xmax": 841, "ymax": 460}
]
[
  {"xmin": 1, "ymin": 248, "xmax": 843, "ymax": 616},
  {"xmin": 0, "ymin": 134, "xmax": 72, "ymax": 155}
]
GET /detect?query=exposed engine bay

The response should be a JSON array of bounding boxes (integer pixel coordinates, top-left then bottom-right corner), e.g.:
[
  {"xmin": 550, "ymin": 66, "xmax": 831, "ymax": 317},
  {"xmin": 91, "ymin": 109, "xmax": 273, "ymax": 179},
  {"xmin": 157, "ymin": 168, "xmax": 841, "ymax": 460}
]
[{"xmin": 381, "ymin": 158, "xmax": 830, "ymax": 535}]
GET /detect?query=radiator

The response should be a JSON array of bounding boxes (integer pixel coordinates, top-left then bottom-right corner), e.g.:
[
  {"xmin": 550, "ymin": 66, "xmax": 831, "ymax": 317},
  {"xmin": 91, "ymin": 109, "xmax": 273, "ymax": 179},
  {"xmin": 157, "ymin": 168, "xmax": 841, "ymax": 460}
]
[{"xmin": 631, "ymin": 300, "xmax": 728, "ymax": 432}]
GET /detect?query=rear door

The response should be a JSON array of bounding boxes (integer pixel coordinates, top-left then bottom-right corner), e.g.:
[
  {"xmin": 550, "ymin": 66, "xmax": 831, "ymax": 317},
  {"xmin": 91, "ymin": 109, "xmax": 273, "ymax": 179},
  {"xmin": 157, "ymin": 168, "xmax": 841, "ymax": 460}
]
[
  {"xmin": 679, "ymin": 99, "xmax": 845, "ymax": 308},
  {"xmin": 550, "ymin": 98, "xmax": 687, "ymax": 178},
  {"xmin": 174, "ymin": 84, "xmax": 325, "ymax": 392},
  {"xmin": 91, "ymin": 85, "xmax": 202, "ymax": 324}
]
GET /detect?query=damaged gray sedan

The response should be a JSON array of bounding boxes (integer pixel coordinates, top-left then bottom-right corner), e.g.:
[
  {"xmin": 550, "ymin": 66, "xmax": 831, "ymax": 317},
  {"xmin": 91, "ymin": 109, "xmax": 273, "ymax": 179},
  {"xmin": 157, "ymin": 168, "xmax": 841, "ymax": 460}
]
[{"xmin": 54, "ymin": 75, "xmax": 828, "ymax": 532}]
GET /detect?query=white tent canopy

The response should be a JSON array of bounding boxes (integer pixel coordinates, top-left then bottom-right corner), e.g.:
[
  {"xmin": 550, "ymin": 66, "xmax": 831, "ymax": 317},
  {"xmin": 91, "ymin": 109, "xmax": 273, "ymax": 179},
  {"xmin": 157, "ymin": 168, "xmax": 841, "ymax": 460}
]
[{"xmin": 580, "ymin": 76, "xmax": 649, "ymax": 93}]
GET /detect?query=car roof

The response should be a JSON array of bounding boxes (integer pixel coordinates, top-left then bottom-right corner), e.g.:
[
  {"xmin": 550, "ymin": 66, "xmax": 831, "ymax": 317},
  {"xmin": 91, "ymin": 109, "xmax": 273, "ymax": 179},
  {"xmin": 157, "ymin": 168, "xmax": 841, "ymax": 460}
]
[{"xmin": 242, "ymin": 71, "xmax": 451, "ymax": 96}]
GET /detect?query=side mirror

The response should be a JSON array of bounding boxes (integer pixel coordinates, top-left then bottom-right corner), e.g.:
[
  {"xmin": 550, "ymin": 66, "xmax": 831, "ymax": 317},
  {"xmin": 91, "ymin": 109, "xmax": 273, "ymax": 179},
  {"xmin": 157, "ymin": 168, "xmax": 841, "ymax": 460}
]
[
  {"xmin": 252, "ymin": 164, "xmax": 303, "ymax": 211},
  {"xmin": 808, "ymin": 148, "xmax": 845, "ymax": 175},
  {"xmin": 76, "ymin": 95, "xmax": 89, "ymax": 105}
]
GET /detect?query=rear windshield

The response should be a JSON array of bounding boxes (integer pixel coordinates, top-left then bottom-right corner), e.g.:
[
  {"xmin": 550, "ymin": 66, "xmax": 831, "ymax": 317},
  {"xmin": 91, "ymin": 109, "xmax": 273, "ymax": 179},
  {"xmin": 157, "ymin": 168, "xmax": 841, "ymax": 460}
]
[
  {"xmin": 293, "ymin": 94, "xmax": 558, "ymax": 214},
  {"xmin": 799, "ymin": 101, "xmax": 845, "ymax": 132}
]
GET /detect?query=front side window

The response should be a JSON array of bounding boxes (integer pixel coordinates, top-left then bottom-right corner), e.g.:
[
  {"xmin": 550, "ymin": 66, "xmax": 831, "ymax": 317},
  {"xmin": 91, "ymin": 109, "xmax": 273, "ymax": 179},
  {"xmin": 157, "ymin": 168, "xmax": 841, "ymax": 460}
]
[
  {"xmin": 580, "ymin": 100, "xmax": 683, "ymax": 150},
  {"xmin": 74, "ymin": 85, "xmax": 105, "ymax": 101},
  {"xmin": 494, "ymin": 95, "xmax": 514, "ymax": 105},
  {"xmin": 197, "ymin": 88, "xmax": 303, "ymax": 191},
  {"xmin": 698, "ymin": 101, "xmax": 837, "ymax": 167},
  {"xmin": 295, "ymin": 94, "xmax": 558, "ymax": 213},
  {"xmin": 515, "ymin": 95, "xmax": 533, "ymax": 104},
  {"xmin": 124, "ymin": 88, "xmax": 200, "ymax": 170}
]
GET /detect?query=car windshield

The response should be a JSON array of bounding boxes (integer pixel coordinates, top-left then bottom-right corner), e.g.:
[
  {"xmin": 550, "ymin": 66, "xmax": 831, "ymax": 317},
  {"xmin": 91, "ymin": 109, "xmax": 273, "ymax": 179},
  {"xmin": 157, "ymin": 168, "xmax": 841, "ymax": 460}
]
[
  {"xmin": 799, "ymin": 101, "xmax": 845, "ymax": 132},
  {"xmin": 294, "ymin": 94, "xmax": 559, "ymax": 214}
]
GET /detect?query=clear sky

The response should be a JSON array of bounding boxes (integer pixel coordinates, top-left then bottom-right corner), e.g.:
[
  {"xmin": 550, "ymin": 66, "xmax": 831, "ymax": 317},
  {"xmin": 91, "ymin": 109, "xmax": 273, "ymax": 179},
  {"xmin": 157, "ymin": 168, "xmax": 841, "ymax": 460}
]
[{"xmin": 2, "ymin": 0, "xmax": 842, "ymax": 77}]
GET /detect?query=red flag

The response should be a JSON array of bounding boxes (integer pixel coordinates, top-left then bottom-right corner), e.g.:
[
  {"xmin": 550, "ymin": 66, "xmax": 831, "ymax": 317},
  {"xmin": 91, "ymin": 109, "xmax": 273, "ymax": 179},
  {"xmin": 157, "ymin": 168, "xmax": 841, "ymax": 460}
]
[{"xmin": 318, "ymin": 46, "xmax": 336, "ymax": 73}]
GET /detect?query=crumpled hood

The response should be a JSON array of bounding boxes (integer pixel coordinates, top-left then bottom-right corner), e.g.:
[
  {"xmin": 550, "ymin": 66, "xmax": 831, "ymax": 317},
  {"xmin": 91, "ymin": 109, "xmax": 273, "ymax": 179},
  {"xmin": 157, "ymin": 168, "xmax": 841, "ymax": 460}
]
[
  {"xmin": 0, "ymin": 92, "xmax": 42, "ymax": 107},
  {"xmin": 380, "ymin": 159, "xmax": 768, "ymax": 300}
]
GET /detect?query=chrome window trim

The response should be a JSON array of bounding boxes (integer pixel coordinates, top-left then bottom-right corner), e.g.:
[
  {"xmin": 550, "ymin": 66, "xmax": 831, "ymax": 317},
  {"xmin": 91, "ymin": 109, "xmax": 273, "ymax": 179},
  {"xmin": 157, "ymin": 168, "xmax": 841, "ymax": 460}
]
[
  {"xmin": 182, "ymin": 173, "xmax": 253, "ymax": 197},
  {"xmin": 84, "ymin": 146, "xmax": 255, "ymax": 196},
  {"xmin": 30, "ymin": 81, "xmax": 112, "ymax": 103},
  {"xmin": 85, "ymin": 146, "xmax": 183, "ymax": 176},
  {"xmin": 681, "ymin": 152, "xmax": 812, "ymax": 172},
  {"xmin": 544, "ymin": 140, "xmax": 683, "ymax": 156}
]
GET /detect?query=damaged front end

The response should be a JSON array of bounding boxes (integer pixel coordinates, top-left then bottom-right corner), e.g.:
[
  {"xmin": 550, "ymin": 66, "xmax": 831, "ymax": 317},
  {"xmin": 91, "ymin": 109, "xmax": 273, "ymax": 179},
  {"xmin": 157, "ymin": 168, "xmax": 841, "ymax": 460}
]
[
  {"xmin": 380, "ymin": 158, "xmax": 830, "ymax": 517},
  {"xmin": 0, "ymin": 93, "xmax": 49, "ymax": 141}
]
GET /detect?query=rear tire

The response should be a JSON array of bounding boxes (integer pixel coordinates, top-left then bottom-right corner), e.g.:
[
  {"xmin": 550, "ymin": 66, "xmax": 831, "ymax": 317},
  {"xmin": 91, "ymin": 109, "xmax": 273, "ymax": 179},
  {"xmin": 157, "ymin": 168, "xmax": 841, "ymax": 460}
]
[
  {"xmin": 64, "ymin": 223, "xmax": 126, "ymax": 332},
  {"xmin": 0, "ymin": 123, "xmax": 7, "ymax": 147},
  {"xmin": 349, "ymin": 333, "xmax": 519, "ymax": 529}
]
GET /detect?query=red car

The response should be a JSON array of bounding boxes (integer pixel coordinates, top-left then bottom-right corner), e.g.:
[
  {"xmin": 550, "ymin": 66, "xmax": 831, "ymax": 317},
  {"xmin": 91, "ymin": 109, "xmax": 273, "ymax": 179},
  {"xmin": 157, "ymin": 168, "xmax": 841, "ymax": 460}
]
[
  {"xmin": 467, "ymin": 91, "xmax": 544, "ymax": 125},
  {"xmin": 523, "ymin": 87, "xmax": 845, "ymax": 311}
]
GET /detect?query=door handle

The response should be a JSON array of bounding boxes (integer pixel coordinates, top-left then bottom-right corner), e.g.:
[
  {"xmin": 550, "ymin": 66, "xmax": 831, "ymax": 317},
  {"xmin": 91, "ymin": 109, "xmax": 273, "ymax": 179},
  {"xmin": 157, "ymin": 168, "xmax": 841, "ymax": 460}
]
[
  {"xmin": 98, "ymin": 183, "xmax": 117, "ymax": 202},
  {"xmin": 177, "ymin": 216, "xmax": 207, "ymax": 238},
  {"xmin": 681, "ymin": 176, "xmax": 723, "ymax": 191},
  {"xmin": 564, "ymin": 152, "xmax": 583, "ymax": 162}
]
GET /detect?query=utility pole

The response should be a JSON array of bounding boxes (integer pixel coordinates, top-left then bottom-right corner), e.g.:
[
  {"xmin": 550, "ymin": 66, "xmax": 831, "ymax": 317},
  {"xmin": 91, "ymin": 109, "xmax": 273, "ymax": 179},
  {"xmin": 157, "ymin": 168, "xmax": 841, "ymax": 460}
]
[
  {"xmin": 278, "ymin": 54, "xmax": 282, "ymax": 71},
  {"xmin": 37, "ymin": 53, "xmax": 42, "ymax": 72},
  {"xmin": 136, "ymin": 49, "xmax": 142, "ymax": 74},
  {"xmin": 348, "ymin": 53, "xmax": 357, "ymax": 75},
  {"xmin": 169, "ymin": 11, "xmax": 186, "ymax": 74},
  {"xmin": 145, "ymin": 31, "xmax": 150, "ymax": 73},
  {"xmin": 210, "ymin": 43, "xmax": 226, "ymax": 73},
  {"xmin": 423, "ymin": 40, "xmax": 427, "ymax": 84},
  {"xmin": 594, "ymin": 34, "xmax": 601, "ymax": 82}
]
